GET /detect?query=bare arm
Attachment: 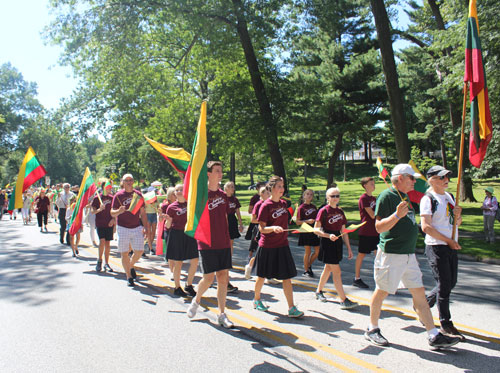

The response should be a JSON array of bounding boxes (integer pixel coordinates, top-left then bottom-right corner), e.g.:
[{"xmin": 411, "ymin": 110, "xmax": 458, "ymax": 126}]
[
  {"xmin": 258, "ymin": 221, "xmax": 283, "ymax": 234},
  {"xmin": 375, "ymin": 201, "xmax": 409, "ymax": 233},
  {"xmin": 364, "ymin": 207, "xmax": 375, "ymax": 220}
]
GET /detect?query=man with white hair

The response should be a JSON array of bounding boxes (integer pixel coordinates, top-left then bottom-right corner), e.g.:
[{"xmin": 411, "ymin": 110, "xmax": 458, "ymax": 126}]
[
  {"xmin": 111, "ymin": 173, "xmax": 149, "ymax": 287},
  {"xmin": 364, "ymin": 164, "xmax": 460, "ymax": 350},
  {"xmin": 56, "ymin": 183, "xmax": 74, "ymax": 245}
]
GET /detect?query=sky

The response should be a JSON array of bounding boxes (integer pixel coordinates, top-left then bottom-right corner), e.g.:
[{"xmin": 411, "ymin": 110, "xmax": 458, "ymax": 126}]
[{"xmin": 0, "ymin": 0, "xmax": 78, "ymax": 110}]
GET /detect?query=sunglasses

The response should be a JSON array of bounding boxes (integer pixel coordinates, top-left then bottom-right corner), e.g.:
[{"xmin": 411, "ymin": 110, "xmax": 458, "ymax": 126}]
[
  {"xmin": 403, "ymin": 174, "xmax": 415, "ymax": 181},
  {"xmin": 328, "ymin": 194, "xmax": 340, "ymax": 198},
  {"xmin": 124, "ymin": 179, "xmax": 134, "ymax": 182}
]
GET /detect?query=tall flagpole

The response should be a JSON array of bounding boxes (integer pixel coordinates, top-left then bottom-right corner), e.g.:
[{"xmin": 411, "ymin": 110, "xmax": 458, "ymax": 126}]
[{"xmin": 452, "ymin": 82, "xmax": 468, "ymax": 241}]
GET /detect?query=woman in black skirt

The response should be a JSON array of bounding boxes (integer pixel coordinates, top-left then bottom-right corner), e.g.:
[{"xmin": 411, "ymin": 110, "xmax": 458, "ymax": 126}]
[
  {"xmin": 224, "ymin": 181, "xmax": 243, "ymax": 252},
  {"xmin": 253, "ymin": 176, "xmax": 304, "ymax": 318},
  {"xmin": 296, "ymin": 189, "xmax": 320, "ymax": 277},
  {"xmin": 314, "ymin": 187, "xmax": 358, "ymax": 310},
  {"xmin": 165, "ymin": 184, "xmax": 199, "ymax": 297}
]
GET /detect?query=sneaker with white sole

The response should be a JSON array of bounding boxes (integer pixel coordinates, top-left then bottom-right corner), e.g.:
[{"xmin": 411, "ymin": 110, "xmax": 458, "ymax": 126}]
[
  {"xmin": 217, "ymin": 313, "xmax": 234, "ymax": 329},
  {"xmin": 244, "ymin": 264, "xmax": 252, "ymax": 280},
  {"xmin": 187, "ymin": 299, "xmax": 200, "ymax": 319},
  {"xmin": 288, "ymin": 306, "xmax": 304, "ymax": 318},
  {"xmin": 340, "ymin": 298, "xmax": 358, "ymax": 310}
]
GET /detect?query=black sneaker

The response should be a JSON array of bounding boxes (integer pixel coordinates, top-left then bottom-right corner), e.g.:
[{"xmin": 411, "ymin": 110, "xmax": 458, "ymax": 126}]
[
  {"xmin": 365, "ymin": 328, "xmax": 389, "ymax": 346},
  {"xmin": 130, "ymin": 268, "xmax": 137, "ymax": 279},
  {"xmin": 142, "ymin": 252, "xmax": 148, "ymax": 258},
  {"xmin": 227, "ymin": 283, "xmax": 238, "ymax": 293},
  {"xmin": 104, "ymin": 263, "xmax": 113, "ymax": 272},
  {"xmin": 428, "ymin": 332, "xmax": 460, "ymax": 350},
  {"xmin": 440, "ymin": 325, "xmax": 466, "ymax": 342},
  {"xmin": 307, "ymin": 267, "xmax": 314, "ymax": 277},
  {"xmin": 128, "ymin": 278, "xmax": 135, "ymax": 287},
  {"xmin": 174, "ymin": 287, "xmax": 188, "ymax": 297},
  {"xmin": 353, "ymin": 278, "xmax": 369, "ymax": 289},
  {"xmin": 184, "ymin": 285, "xmax": 197, "ymax": 297},
  {"xmin": 316, "ymin": 291, "xmax": 327, "ymax": 302},
  {"xmin": 427, "ymin": 294, "xmax": 437, "ymax": 308},
  {"xmin": 95, "ymin": 260, "xmax": 102, "ymax": 272}
]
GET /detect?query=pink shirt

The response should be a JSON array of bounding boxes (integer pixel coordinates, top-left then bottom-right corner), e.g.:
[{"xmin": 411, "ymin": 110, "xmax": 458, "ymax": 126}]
[
  {"xmin": 316, "ymin": 205, "xmax": 347, "ymax": 232},
  {"xmin": 197, "ymin": 189, "xmax": 231, "ymax": 250},
  {"xmin": 257, "ymin": 199, "xmax": 289, "ymax": 248}
]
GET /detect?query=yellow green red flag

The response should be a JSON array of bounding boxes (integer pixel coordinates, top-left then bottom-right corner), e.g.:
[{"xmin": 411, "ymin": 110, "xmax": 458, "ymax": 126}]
[
  {"xmin": 145, "ymin": 136, "xmax": 191, "ymax": 174},
  {"xmin": 69, "ymin": 167, "xmax": 97, "ymax": 235}
]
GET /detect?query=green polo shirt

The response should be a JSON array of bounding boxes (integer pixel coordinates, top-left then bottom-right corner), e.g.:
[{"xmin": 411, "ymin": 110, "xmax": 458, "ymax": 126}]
[{"xmin": 375, "ymin": 187, "xmax": 418, "ymax": 254}]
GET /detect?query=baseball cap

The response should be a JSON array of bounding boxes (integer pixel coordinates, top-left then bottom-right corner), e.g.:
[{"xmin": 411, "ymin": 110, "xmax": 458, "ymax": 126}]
[
  {"xmin": 391, "ymin": 164, "xmax": 422, "ymax": 178},
  {"xmin": 426, "ymin": 165, "xmax": 452, "ymax": 178}
]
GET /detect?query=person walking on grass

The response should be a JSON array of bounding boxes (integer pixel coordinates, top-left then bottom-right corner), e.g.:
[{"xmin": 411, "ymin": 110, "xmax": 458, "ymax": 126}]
[
  {"xmin": 251, "ymin": 176, "xmax": 304, "ymax": 318},
  {"xmin": 364, "ymin": 164, "xmax": 460, "ymax": 350},
  {"xmin": 354, "ymin": 177, "xmax": 379, "ymax": 289},
  {"xmin": 314, "ymin": 188, "xmax": 358, "ymax": 310},
  {"xmin": 420, "ymin": 165, "xmax": 465, "ymax": 342},
  {"xmin": 111, "ymin": 173, "xmax": 149, "ymax": 287},
  {"xmin": 187, "ymin": 161, "xmax": 235, "ymax": 328},
  {"xmin": 481, "ymin": 187, "xmax": 497, "ymax": 243},
  {"xmin": 296, "ymin": 189, "xmax": 320, "ymax": 278}
]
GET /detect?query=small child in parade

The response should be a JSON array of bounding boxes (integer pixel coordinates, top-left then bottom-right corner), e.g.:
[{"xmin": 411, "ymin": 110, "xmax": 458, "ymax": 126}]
[
  {"xmin": 160, "ymin": 187, "xmax": 176, "ymax": 274},
  {"xmin": 66, "ymin": 196, "xmax": 82, "ymax": 257},
  {"xmin": 314, "ymin": 188, "xmax": 358, "ymax": 310},
  {"xmin": 252, "ymin": 176, "xmax": 304, "ymax": 318},
  {"xmin": 296, "ymin": 189, "xmax": 320, "ymax": 278},
  {"xmin": 245, "ymin": 181, "xmax": 266, "ymax": 257}
]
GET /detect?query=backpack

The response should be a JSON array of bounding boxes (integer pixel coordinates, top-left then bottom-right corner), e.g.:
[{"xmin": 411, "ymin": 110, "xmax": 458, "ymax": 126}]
[{"xmin": 425, "ymin": 192, "xmax": 455, "ymax": 216}]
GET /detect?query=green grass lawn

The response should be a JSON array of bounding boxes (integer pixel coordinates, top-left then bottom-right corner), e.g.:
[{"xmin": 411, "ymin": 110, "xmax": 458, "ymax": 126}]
[{"xmin": 231, "ymin": 162, "xmax": 500, "ymax": 259}]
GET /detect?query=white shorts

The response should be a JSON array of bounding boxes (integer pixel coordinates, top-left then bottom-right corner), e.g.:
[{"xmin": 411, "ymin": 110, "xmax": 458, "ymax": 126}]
[
  {"xmin": 373, "ymin": 250, "xmax": 423, "ymax": 294},
  {"xmin": 117, "ymin": 226, "xmax": 144, "ymax": 253},
  {"xmin": 22, "ymin": 208, "xmax": 30, "ymax": 219}
]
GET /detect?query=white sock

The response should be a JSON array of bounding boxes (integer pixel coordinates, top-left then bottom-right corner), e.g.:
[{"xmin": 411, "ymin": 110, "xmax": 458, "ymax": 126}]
[
  {"xmin": 368, "ymin": 324, "xmax": 378, "ymax": 331},
  {"xmin": 427, "ymin": 328, "xmax": 439, "ymax": 339},
  {"xmin": 355, "ymin": 277, "xmax": 361, "ymax": 281}
]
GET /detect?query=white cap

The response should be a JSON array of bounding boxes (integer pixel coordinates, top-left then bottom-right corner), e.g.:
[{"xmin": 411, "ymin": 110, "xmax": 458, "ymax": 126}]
[{"xmin": 391, "ymin": 164, "xmax": 422, "ymax": 178}]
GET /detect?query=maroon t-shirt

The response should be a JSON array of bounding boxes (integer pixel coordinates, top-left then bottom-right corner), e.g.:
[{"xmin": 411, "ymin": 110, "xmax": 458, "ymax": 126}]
[
  {"xmin": 358, "ymin": 193, "xmax": 378, "ymax": 236},
  {"xmin": 249, "ymin": 193, "xmax": 260, "ymax": 208},
  {"xmin": 166, "ymin": 201, "xmax": 187, "ymax": 230},
  {"xmin": 112, "ymin": 189, "xmax": 142, "ymax": 228},
  {"xmin": 297, "ymin": 203, "xmax": 318, "ymax": 224},
  {"xmin": 160, "ymin": 201, "xmax": 170, "ymax": 232},
  {"xmin": 257, "ymin": 199, "xmax": 289, "ymax": 248},
  {"xmin": 227, "ymin": 195, "xmax": 241, "ymax": 215},
  {"xmin": 316, "ymin": 205, "xmax": 347, "ymax": 232},
  {"xmin": 35, "ymin": 196, "xmax": 50, "ymax": 213},
  {"xmin": 197, "ymin": 189, "xmax": 231, "ymax": 251},
  {"xmin": 252, "ymin": 199, "xmax": 265, "ymax": 217},
  {"xmin": 92, "ymin": 193, "xmax": 113, "ymax": 228}
]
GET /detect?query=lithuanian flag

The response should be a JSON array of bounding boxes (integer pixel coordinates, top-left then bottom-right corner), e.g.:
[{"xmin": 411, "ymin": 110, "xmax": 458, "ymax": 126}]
[
  {"xmin": 9, "ymin": 146, "xmax": 47, "ymax": 210},
  {"xmin": 143, "ymin": 191, "xmax": 157, "ymax": 204},
  {"xmin": 69, "ymin": 168, "xmax": 97, "ymax": 235},
  {"xmin": 184, "ymin": 102, "xmax": 211, "ymax": 245},
  {"xmin": 376, "ymin": 157, "xmax": 389, "ymax": 180},
  {"xmin": 407, "ymin": 160, "xmax": 428, "ymax": 204},
  {"xmin": 464, "ymin": 0, "xmax": 492, "ymax": 168},
  {"xmin": 145, "ymin": 135, "xmax": 191, "ymax": 174},
  {"xmin": 128, "ymin": 192, "xmax": 144, "ymax": 215}
]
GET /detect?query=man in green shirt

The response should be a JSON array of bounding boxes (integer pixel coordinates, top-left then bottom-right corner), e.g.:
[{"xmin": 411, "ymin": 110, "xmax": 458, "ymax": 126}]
[{"xmin": 364, "ymin": 164, "xmax": 460, "ymax": 350}]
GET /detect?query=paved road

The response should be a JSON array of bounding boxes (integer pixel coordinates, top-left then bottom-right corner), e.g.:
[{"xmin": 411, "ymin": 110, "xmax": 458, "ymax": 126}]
[{"xmin": 0, "ymin": 218, "xmax": 499, "ymax": 372}]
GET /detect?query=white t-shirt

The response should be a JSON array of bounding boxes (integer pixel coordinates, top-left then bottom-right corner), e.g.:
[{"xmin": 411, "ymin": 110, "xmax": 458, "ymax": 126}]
[{"xmin": 420, "ymin": 191, "xmax": 458, "ymax": 245}]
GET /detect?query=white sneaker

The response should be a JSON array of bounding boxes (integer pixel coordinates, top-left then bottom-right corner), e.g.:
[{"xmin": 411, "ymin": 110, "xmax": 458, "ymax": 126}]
[
  {"xmin": 217, "ymin": 313, "xmax": 234, "ymax": 329},
  {"xmin": 244, "ymin": 264, "xmax": 252, "ymax": 280},
  {"xmin": 266, "ymin": 278, "xmax": 280, "ymax": 285},
  {"xmin": 187, "ymin": 298, "xmax": 200, "ymax": 318}
]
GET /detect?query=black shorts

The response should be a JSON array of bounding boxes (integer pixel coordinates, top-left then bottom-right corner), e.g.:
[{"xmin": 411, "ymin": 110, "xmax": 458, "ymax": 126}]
[
  {"xmin": 358, "ymin": 235, "xmax": 379, "ymax": 254},
  {"xmin": 199, "ymin": 248, "xmax": 232, "ymax": 274},
  {"xmin": 97, "ymin": 227, "xmax": 114, "ymax": 241},
  {"xmin": 249, "ymin": 225, "xmax": 260, "ymax": 252},
  {"xmin": 318, "ymin": 230, "xmax": 343, "ymax": 264},
  {"xmin": 245, "ymin": 223, "xmax": 257, "ymax": 240},
  {"xmin": 255, "ymin": 245, "xmax": 297, "ymax": 280}
]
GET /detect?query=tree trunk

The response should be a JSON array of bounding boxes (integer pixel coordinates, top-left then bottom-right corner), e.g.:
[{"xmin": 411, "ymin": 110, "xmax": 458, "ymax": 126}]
[
  {"xmin": 327, "ymin": 133, "xmax": 344, "ymax": 187},
  {"xmin": 304, "ymin": 161, "xmax": 308, "ymax": 183},
  {"xmin": 232, "ymin": 0, "xmax": 287, "ymax": 188},
  {"xmin": 368, "ymin": 139, "xmax": 372, "ymax": 160},
  {"xmin": 364, "ymin": 140, "xmax": 369, "ymax": 162},
  {"xmin": 370, "ymin": 0, "xmax": 410, "ymax": 162},
  {"xmin": 229, "ymin": 152, "xmax": 236, "ymax": 182},
  {"xmin": 343, "ymin": 152, "xmax": 347, "ymax": 182}
]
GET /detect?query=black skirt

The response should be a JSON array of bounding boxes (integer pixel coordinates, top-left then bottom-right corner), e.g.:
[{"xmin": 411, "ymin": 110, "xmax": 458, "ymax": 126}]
[
  {"xmin": 298, "ymin": 231, "xmax": 320, "ymax": 247},
  {"xmin": 318, "ymin": 230, "xmax": 343, "ymax": 264},
  {"xmin": 255, "ymin": 245, "xmax": 297, "ymax": 280},
  {"xmin": 166, "ymin": 229, "xmax": 198, "ymax": 261},
  {"xmin": 245, "ymin": 222, "xmax": 257, "ymax": 240},
  {"xmin": 228, "ymin": 213, "xmax": 241, "ymax": 239},
  {"xmin": 249, "ymin": 225, "xmax": 260, "ymax": 252}
]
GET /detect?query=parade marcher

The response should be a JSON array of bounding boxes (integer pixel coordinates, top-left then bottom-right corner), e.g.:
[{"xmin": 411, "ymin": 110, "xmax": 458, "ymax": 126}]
[
  {"xmin": 354, "ymin": 177, "xmax": 379, "ymax": 289},
  {"xmin": 56, "ymin": 183, "xmax": 74, "ymax": 245},
  {"xmin": 481, "ymin": 186, "xmax": 497, "ymax": 243},
  {"xmin": 245, "ymin": 181, "xmax": 266, "ymax": 252},
  {"xmin": 224, "ymin": 181, "xmax": 243, "ymax": 293},
  {"xmin": 34, "ymin": 189, "xmax": 50, "ymax": 232},
  {"xmin": 0, "ymin": 190, "xmax": 5, "ymax": 220},
  {"xmin": 91, "ymin": 181, "xmax": 115, "ymax": 272},
  {"xmin": 420, "ymin": 165, "xmax": 465, "ymax": 341},
  {"xmin": 251, "ymin": 176, "xmax": 304, "ymax": 318},
  {"xmin": 165, "ymin": 184, "xmax": 199, "ymax": 297},
  {"xmin": 314, "ymin": 188, "xmax": 358, "ymax": 309},
  {"xmin": 111, "ymin": 173, "xmax": 149, "ymax": 287},
  {"xmin": 85, "ymin": 198, "xmax": 98, "ymax": 247},
  {"xmin": 66, "ymin": 196, "xmax": 81, "ymax": 257},
  {"xmin": 244, "ymin": 186, "xmax": 270, "ymax": 280},
  {"xmin": 364, "ymin": 164, "xmax": 460, "ymax": 350},
  {"xmin": 187, "ymin": 161, "xmax": 234, "ymax": 328},
  {"xmin": 160, "ymin": 187, "xmax": 176, "ymax": 275},
  {"xmin": 145, "ymin": 185, "xmax": 159, "ymax": 255},
  {"xmin": 22, "ymin": 191, "xmax": 32, "ymax": 225},
  {"xmin": 296, "ymin": 189, "xmax": 320, "ymax": 277}
]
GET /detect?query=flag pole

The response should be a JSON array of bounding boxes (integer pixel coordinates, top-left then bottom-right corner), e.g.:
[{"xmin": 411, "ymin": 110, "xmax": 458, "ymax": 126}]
[{"xmin": 452, "ymin": 82, "xmax": 468, "ymax": 241}]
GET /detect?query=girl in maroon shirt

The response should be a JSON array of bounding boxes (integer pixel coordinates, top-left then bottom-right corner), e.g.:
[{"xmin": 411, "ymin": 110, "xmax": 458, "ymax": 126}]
[
  {"xmin": 253, "ymin": 176, "xmax": 303, "ymax": 318},
  {"xmin": 296, "ymin": 189, "xmax": 320, "ymax": 277},
  {"xmin": 224, "ymin": 181, "xmax": 244, "ymax": 250},
  {"xmin": 314, "ymin": 188, "xmax": 357, "ymax": 309},
  {"xmin": 35, "ymin": 189, "xmax": 50, "ymax": 232}
]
